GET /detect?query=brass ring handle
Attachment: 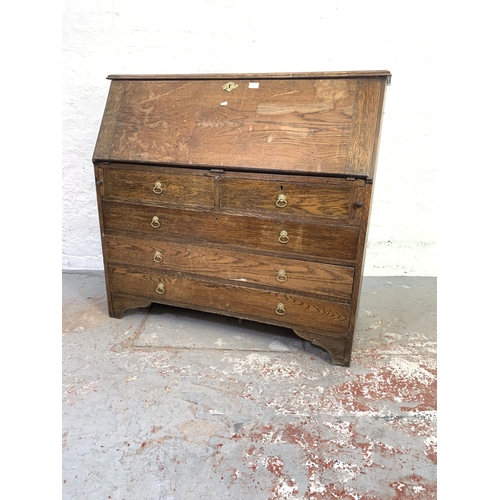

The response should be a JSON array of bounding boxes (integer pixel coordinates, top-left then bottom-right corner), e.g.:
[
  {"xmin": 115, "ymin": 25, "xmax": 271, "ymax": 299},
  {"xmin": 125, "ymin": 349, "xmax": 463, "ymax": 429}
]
[
  {"xmin": 275, "ymin": 303, "xmax": 286, "ymax": 315},
  {"xmin": 276, "ymin": 270, "xmax": 288, "ymax": 282},
  {"xmin": 278, "ymin": 230, "xmax": 289, "ymax": 244},
  {"xmin": 151, "ymin": 216, "xmax": 160, "ymax": 228},
  {"xmin": 153, "ymin": 251, "xmax": 163, "ymax": 263},
  {"xmin": 153, "ymin": 181, "xmax": 163, "ymax": 194},
  {"xmin": 156, "ymin": 283, "xmax": 165, "ymax": 294},
  {"xmin": 276, "ymin": 194, "xmax": 287, "ymax": 208}
]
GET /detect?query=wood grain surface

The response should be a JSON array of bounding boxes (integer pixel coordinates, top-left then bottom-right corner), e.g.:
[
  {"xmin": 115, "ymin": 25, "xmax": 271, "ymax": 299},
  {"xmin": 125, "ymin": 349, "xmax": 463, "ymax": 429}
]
[
  {"xmin": 106, "ymin": 70, "xmax": 391, "ymax": 80},
  {"xmin": 219, "ymin": 177, "xmax": 359, "ymax": 219},
  {"xmin": 93, "ymin": 77, "xmax": 386, "ymax": 177},
  {"xmin": 104, "ymin": 234, "xmax": 354, "ymax": 300},
  {"xmin": 108, "ymin": 266, "xmax": 351, "ymax": 334},
  {"xmin": 101, "ymin": 200, "xmax": 360, "ymax": 262},
  {"xmin": 294, "ymin": 330, "xmax": 350, "ymax": 366},
  {"xmin": 93, "ymin": 72, "xmax": 390, "ymax": 366},
  {"xmin": 103, "ymin": 166, "xmax": 215, "ymax": 207}
]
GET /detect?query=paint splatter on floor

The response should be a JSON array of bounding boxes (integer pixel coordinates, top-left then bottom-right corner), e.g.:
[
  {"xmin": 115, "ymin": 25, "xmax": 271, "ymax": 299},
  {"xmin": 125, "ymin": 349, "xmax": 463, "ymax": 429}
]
[{"xmin": 63, "ymin": 273, "xmax": 437, "ymax": 499}]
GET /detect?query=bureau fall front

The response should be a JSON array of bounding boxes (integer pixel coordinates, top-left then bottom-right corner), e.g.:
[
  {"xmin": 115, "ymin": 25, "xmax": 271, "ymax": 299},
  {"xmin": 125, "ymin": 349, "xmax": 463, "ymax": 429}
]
[{"xmin": 93, "ymin": 71, "xmax": 391, "ymax": 366}]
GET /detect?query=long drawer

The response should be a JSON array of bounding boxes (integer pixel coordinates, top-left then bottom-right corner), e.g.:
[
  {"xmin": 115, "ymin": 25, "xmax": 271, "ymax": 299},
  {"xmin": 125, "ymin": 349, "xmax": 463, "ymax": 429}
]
[
  {"xmin": 104, "ymin": 234, "xmax": 354, "ymax": 300},
  {"xmin": 101, "ymin": 200, "xmax": 360, "ymax": 262},
  {"xmin": 108, "ymin": 266, "xmax": 351, "ymax": 335}
]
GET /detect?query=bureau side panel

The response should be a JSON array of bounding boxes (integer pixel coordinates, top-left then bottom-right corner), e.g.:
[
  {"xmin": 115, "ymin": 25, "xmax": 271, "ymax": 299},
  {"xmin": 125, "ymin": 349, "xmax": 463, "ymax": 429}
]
[
  {"xmin": 294, "ymin": 185, "xmax": 373, "ymax": 366},
  {"xmin": 345, "ymin": 78, "xmax": 386, "ymax": 178},
  {"xmin": 93, "ymin": 164, "xmax": 115, "ymax": 316},
  {"xmin": 93, "ymin": 81, "xmax": 126, "ymax": 161},
  {"xmin": 345, "ymin": 183, "xmax": 373, "ymax": 363}
]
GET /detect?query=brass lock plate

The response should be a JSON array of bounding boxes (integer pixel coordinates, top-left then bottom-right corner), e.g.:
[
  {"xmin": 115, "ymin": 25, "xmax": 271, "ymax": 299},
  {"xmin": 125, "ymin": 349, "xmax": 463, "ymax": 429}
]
[{"xmin": 222, "ymin": 81, "xmax": 239, "ymax": 92}]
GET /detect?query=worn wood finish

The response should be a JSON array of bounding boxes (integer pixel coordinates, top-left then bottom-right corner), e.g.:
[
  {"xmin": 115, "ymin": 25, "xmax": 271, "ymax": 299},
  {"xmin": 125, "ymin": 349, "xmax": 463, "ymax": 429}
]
[
  {"xmin": 344, "ymin": 183, "xmax": 373, "ymax": 363},
  {"xmin": 344, "ymin": 79, "xmax": 385, "ymax": 178},
  {"xmin": 93, "ymin": 71, "xmax": 390, "ymax": 366},
  {"xmin": 105, "ymin": 234, "xmax": 354, "ymax": 300},
  {"xmin": 94, "ymin": 164, "xmax": 114, "ymax": 317},
  {"xmin": 107, "ymin": 70, "xmax": 392, "ymax": 81},
  {"xmin": 102, "ymin": 200, "xmax": 360, "ymax": 262},
  {"xmin": 103, "ymin": 165, "xmax": 215, "ymax": 207},
  {"xmin": 93, "ymin": 77, "xmax": 387, "ymax": 177},
  {"xmin": 93, "ymin": 82, "xmax": 127, "ymax": 161},
  {"xmin": 95, "ymin": 78, "xmax": 356, "ymax": 173},
  {"xmin": 294, "ymin": 330, "xmax": 350, "ymax": 366},
  {"xmin": 219, "ymin": 178, "xmax": 360, "ymax": 219},
  {"xmin": 109, "ymin": 294, "xmax": 152, "ymax": 318},
  {"xmin": 109, "ymin": 266, "xmax": 351, "ymax": 334}
]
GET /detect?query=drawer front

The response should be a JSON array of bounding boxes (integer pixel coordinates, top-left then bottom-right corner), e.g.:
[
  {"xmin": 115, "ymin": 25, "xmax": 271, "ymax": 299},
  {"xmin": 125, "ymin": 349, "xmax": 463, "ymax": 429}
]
[
  {"xmin": 109, "ymin": 266, "xmax": 351, "ymax": 334},
  {"xmin": 105, "ymin": 235, "xmax": 354, "ymax": 300},
  {"xmin": 220, "ymin": 177, "xmax": 364, "ymax": 219},
  {"xmin": 102, "ymin": 167, "xmax": 215, "ymax": 208},
  {"xmin": 102, "ymin": 201, "xmax": 360, "ymax": 262}
]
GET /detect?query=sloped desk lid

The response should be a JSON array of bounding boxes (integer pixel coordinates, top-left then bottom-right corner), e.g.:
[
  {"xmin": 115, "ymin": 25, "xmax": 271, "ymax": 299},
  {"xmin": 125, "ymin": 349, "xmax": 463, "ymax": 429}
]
[{"xmin": 93, "ymin": 71, "xmax": 390, "ymax": 179}]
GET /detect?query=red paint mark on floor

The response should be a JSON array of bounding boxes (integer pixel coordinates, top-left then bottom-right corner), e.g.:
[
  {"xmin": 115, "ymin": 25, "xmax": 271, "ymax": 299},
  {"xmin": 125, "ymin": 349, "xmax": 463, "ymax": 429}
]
[
  {"xmin": 266, "ymin": 456, "xmax": 284, "ymax": 476},
  {"xmin": 390, "ymin": 474, "xmax": 437, "ymax": 499},
  {"xmin": 424, "ymin": 437, "xmax": 437, "ymax": 464},
  {"xmin": 229, "ymin": 413, "xmax": 435, "ymax": 499},
  {"xmin": 303, "ymin": 482, "xmax": 376, "ymax": 500},
  {"xmin": 335, "ymin": 360, "xmax": 437, "ymax": 412},
  {"xmin": 284, "ymin": 423, "xmax": 319, "ymax": 449}
]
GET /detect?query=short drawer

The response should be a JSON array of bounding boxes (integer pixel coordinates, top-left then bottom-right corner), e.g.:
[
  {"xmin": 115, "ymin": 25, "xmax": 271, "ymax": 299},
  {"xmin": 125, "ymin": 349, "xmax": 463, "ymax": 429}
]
[
  {"xmin": 102, "ymin": 200, "xmax": 360, "ymax": 262},
  {"xmin": 105, "ymin": 235, "xmax": 354, "ymax": 300},
  {"xmin": 101, "ymin": 165, "xmax": 215, "ymax": 208},
  {"xmin": 219, "ymin": 176, "xmax": 365, "ymax": 219},
  {"xmin": 109, "ymin": 266, "xmax": 351, "ymax": 335}
]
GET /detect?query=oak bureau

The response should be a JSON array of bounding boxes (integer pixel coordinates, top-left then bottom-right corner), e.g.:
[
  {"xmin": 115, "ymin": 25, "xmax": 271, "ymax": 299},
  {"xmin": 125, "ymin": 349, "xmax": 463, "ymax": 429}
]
[{"xmin": 93, "ymin": 71, "xmax": 391, "ymax": 366}]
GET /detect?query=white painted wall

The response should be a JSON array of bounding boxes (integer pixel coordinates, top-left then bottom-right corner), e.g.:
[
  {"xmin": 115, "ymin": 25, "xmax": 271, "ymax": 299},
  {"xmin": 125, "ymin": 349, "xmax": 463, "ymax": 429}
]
[{"xmin": 62, "ymin": 0, "xmax": 437, "ymax": 276}]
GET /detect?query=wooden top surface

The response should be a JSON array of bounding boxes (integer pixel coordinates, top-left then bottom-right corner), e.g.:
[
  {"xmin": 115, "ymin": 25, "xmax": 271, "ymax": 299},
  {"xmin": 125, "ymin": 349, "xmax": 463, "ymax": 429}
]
[
  {"xmin": 107, "ymin": 70, "xmax": 391, "ymax": 81},
  {"xmin": 94, "ymin": 72, "xmax": 390, "ymax": 178}
]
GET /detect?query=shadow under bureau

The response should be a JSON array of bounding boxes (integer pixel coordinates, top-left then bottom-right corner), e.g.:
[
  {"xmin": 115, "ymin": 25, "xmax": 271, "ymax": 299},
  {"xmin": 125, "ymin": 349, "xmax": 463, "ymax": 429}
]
[{"xmin": 93, "ymin": 71, "xmax": 391, "ymax": 366}]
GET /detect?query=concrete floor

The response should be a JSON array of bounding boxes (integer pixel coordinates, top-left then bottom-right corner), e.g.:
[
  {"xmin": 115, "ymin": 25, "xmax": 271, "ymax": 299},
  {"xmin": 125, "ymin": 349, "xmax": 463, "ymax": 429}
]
[{"xmin": 62, "ymin": 271, "xmax": 437, "ymax": 500}]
